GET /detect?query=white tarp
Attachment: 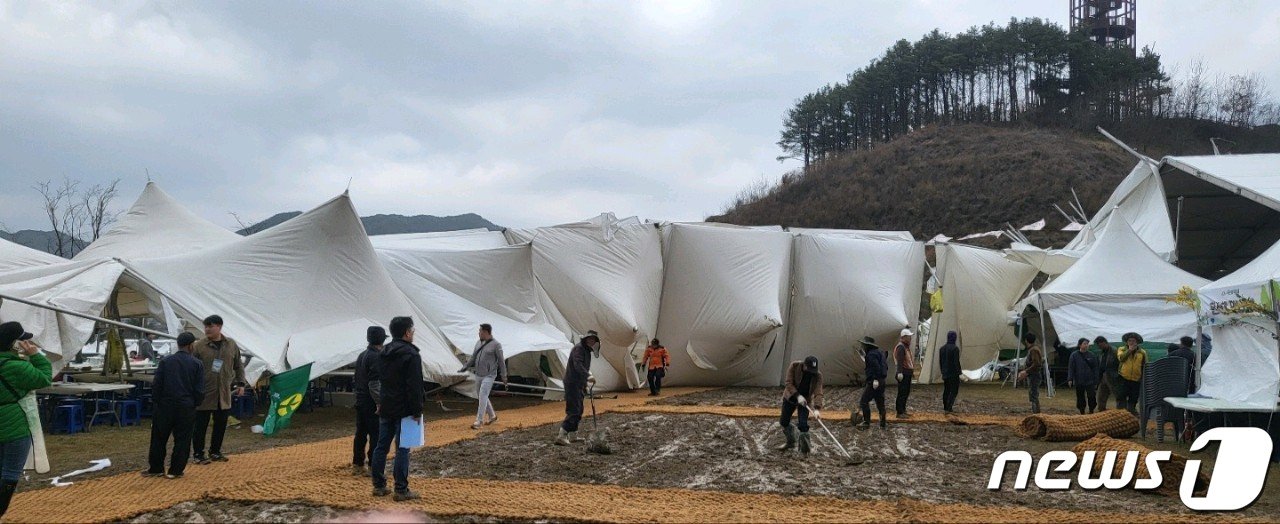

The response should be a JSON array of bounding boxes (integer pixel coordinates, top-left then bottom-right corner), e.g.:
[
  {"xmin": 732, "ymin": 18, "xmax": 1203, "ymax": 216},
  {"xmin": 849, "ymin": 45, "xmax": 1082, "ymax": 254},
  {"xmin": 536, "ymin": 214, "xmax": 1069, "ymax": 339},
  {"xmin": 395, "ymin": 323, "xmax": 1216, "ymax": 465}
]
[
  {"xmin": 1197, "ymin": 236, "xmax": 1280, "ymax": 408},
  {"xmin": 506, "ymin": 213, "xmax": 662, "ymax": 391},
  {"xmin": 1065, "ymin": 161, "xmax": 1176, "ymax": 260},
  {"xmin": 120, "ymin": 193, "xmax": 461, "ymax": 383},
  {"xmin": 0, "ymin": 259, "xmax": 125, "ymax": 373},
  {"xmin": 74, "ymin": 182, "xmax": 239, "ymax": 261},
  {"xmin": 788, "ymin": 232, "xmax": 925, "ymax": 384},
  {"xmin": 920, "ymin": 243, "xmax": 1038, "ymax": 384},
  {"xmin": 370, "ymin": 229, "xmax": 507, "ymax": 251},
  {"xmin": 787, "ymin": 227, "xmax": 914, "ymax": 242},
  {"xmin": 1004, "ymin": 242, "xmax": 1081, "ymax": 276},
  {"xmin": 0, "ymin": 238, "xmax": 63, "ymax": 271},
  {"xmin": 376, "ymin": 242, "xmax": 571, "ymax": 383},
  {"xmin": 657, "ymin": 223, "xmax": 793, "ymax": 386},
  {"xmin": 1164, "ymin": 154, "xmax": 1280, "ymax": 209},
  {"xmin": 1037, "ymin": 213, "xmax": 1208, "ymax": 344}
]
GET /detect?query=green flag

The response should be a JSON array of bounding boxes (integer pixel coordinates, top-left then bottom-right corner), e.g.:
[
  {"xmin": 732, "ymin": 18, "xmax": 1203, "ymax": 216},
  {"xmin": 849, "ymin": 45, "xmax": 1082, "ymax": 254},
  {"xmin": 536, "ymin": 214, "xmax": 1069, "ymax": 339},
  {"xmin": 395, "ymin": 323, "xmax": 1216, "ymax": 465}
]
[{"xmin": 262, "ymin": 363, "xmax": 312, "ymax": 437}]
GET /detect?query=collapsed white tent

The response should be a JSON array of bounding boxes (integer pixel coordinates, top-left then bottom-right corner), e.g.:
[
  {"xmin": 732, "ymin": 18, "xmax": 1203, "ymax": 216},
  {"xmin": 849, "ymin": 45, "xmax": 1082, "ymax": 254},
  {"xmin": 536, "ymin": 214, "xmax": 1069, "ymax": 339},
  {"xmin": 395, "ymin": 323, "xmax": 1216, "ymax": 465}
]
[
  {"xmin": 506, "ymin": 213, "xmax": 663, "ymax": 391},
  {"xmin": 1159, "ymin": 154, "xmax": 1280, "ymax": 278},
  {"xmin": 658, "ymin": 223, "xmax": 793, "ymax": 386},
  {"xmin": 74, "ymin": 182, "xmax": 239, "ymax": 261},
  {"xmin": 373, "ymin": 234, "xmax": 571, "ymax": 388},
  {"xmin": 0, "ymin": 259, "xmax": 125, "ymax": 373},
  {"xmin": 120, "ymin": 193, "xmax": 461, "ymax": 382},
  {"xmin": 371, "ymin": 229, "xmax": 506, "ymax": 251},
  {"xmin": 1196, "ymin": 238, "xmax": 1280, "ymax": 409},
  {"xmin": 788, "ymin": 230, "xmax": 925, "ymax": 384},
  {"xmin": 1004, "ymin": 242, "xmax": 1081, "ymax": 276},
  {"xmin": 1065, "ymin": 160, "xmax": 1176, "ymax": 261},
  {"xmin": 1034, "ymin": 213, "xmax": 1209, "ymax": 346},
  {"xmin": 0, "ymin": 237, "xmax": 63, "ymax": 271},
  {"xmin": 920, "ymin": 243, "xmax": 1039, "ymax": 384}
]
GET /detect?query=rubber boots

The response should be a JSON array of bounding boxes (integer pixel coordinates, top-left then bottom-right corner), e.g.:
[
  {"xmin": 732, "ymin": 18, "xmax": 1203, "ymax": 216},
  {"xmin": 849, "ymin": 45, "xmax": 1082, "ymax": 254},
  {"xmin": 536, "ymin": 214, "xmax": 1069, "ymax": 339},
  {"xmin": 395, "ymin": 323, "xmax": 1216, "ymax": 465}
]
[
  {"xmin": 570, "ymin": 431, "xmax": 585, "ymax": 443},
  {"xmin": 554, "ymin": 428, "xmax": 571, "ymax": 446},
  {"xmin": 1, "ymin": 480, "xmax": 17, "ymax": 519},
  {"xmin": 777, "ymin": 424, "xmax": 796, "ymax": 450},
  {"xmin": 798, "ymin": 432, "xmax": 812, "ymax": 454}
]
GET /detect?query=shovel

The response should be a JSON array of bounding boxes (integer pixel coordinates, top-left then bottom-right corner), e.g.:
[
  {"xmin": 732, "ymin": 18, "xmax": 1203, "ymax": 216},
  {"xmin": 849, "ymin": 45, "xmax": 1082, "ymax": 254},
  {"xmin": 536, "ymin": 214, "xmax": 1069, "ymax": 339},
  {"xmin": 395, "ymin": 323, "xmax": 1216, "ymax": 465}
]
[
  {"xmin": 801, "ymin": 399, "xmax": 861, "ymax": 466},
  {"xmin": 586, "ymin": 384, "xmax": 611, "ymax": 454}
]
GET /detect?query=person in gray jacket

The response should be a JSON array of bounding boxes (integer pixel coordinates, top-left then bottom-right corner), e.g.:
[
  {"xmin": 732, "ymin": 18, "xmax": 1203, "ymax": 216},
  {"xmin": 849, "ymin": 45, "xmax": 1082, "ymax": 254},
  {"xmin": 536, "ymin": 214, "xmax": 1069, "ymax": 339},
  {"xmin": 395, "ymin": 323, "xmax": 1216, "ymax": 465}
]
[{"xmin": 459, "ymin": 323, "xmax": 507, "ymax": 430}]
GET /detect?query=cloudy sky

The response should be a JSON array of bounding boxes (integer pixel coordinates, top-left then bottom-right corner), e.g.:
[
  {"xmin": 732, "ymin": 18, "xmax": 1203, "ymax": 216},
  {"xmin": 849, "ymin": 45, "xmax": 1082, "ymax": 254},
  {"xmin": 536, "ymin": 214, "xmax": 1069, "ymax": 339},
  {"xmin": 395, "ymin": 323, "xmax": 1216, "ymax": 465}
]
[{"xmin": 2, "ymin": 1, "xmax": 1277, "ymax": 232}]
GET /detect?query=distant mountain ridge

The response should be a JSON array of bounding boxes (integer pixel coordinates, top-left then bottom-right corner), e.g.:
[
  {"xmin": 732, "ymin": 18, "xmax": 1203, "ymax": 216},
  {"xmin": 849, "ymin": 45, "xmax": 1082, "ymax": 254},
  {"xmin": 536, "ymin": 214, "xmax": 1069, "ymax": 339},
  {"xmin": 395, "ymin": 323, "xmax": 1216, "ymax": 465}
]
[{"xmin": 0, "ymin": 230, "xmax": 86, "ymax": 257}]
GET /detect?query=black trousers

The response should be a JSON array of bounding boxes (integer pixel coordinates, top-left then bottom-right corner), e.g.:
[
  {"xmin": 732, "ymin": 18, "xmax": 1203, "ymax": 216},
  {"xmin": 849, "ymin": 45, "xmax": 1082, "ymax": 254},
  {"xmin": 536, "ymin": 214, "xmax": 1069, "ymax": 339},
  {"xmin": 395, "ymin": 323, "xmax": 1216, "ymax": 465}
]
[
  {"xmin": 1119, "ymin": 378, "xmax": 1141, "ymax": 414},
  {"xmin": 895, "ymin": 370, "xmax": 913, "ymax": 415},
  {"xmin": 193, "ymin": 408, "xmax": 229, "ymax": 457},
  {"xmin": 942, "ymin": 376, "xmax": 960, "ymax": 412},
  {"xmin": 1028, "ymin": 373, "xmax": 1042, "ymax": 413},
  {"xmin": 561, "ymin": 383, "xmax": 585, "ymax": 432},
  {"xmin": 647, "ymin": 369, "xmax": 664, "ymax": 395},
  {"xmin": 860, "ymin": 381, "xmax": 886, "ymax": 424},
  {"xmin": 779, "ymin": 398, "xmax": 810, "ymax": 432},
  {"xmin": 353, "ymin": 404, "xmax": 380, "ymax": 466},
  {"xmin": 1076, "ymin": 385, "xmax": 1098, "ymax": 414},
  {"xmin": 148, "ymin": 402, "xmax": 195, "ymax": 475}
]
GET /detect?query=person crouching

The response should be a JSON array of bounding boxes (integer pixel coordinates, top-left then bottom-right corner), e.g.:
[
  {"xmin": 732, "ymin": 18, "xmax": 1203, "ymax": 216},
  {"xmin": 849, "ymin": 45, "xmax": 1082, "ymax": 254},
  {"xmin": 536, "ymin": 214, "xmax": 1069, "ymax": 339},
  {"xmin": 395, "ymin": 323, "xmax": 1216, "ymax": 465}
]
[{"xmin": 778, "ymin": 356, "xmax": 822, "ymax": 454}]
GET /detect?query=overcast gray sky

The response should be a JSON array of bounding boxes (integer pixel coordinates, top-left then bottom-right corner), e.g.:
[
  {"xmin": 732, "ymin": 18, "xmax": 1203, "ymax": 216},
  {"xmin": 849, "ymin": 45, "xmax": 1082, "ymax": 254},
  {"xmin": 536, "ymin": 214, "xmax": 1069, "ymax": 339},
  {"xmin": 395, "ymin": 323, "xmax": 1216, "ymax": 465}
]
[{"xmin": 2, "ymin": 0, "xmax": 1277, "ymax": 232}]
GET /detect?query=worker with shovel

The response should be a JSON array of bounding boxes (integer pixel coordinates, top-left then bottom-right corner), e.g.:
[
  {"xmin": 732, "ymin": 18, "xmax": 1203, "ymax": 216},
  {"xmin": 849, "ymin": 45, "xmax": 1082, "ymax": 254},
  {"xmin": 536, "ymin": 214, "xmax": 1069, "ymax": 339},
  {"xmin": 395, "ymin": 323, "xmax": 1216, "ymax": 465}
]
[
  {"xmin": 778, "ymin": 356, "xmax": 823, "ymax": 454},
  {"xmin": 555, "ymin": 330, "xmax": 598, "ymax": 446}
]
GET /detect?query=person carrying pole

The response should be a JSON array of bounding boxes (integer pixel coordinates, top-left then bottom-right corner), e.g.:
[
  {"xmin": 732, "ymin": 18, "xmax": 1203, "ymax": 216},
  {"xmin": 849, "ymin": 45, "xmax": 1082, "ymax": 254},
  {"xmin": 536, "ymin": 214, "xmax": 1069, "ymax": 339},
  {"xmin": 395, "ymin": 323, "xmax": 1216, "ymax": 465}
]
[
  {"xmin": 777, "ymin": 356, "xmax": 823, "ymax": 454},
  {"xmin": 555, "ymin": 330, "xmax": 598, "ymax": 446}
]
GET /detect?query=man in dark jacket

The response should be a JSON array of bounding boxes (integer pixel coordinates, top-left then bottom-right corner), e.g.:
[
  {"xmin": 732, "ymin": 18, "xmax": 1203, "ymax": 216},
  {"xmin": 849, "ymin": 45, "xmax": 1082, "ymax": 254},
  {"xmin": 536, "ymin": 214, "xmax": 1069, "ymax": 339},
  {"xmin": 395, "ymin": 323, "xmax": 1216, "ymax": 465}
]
[
  {"xmin": 144, "ymin": 332, "xmax": 204, "ymax": 479},
  {"xmin": 1095, "ymin": 336, "xmax": 1120, "ymax": 411},
  {"xmin": 857, "ymin": 336, "xmax": 888, "ymax": 430},
  {"xmin": 778, "ymin": 356, "xmax": 823, "ymax": 454},
  {"xmin": 352, "ymin": 326, "xmax": 386, "ymax": 476},
  {"xmin": 1176, "ymin": 336, "xmax": 1199, "ymax": 392},
  {"xmin": 1067, "ymin": 338, "xmax": 1100, "ymax": 414},
  {"xmin": 1017, "ymin": 333, "xmax": 1044, "ymax": 414},
  {"xmin": 555, "ymin": 330, "xmax": 598, "ymax": 446},
  {"xmin": 938, "ymin": 331, "xmax": 961, "ymax": 413},
  {"xmin": 371, "ymin": 317, "xmax": 423, "ymax": 502}
]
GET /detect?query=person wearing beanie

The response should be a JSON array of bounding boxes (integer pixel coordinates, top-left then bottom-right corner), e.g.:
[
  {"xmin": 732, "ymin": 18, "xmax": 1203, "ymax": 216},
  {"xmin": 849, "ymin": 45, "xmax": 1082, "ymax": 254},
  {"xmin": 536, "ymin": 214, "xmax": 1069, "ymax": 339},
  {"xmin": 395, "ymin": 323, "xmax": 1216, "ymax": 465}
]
[
  {"xmin": 1067, "ymin": 338, "xmax": 1100, "ymax": 415},
  {"xmin": 1117, "ymin": 332, "xmax": 1147, "ymax": 414},
  {"xmin": 0, "ymin": 322, "xmax": 52, "ymax": 519},
  {"xmin": 938, "ymin": 331, "xmax": 962, "ymax": 413},
  {"xmin": 893, "ymin": 328, "xmax": 915, "ymax": 418},
  {"xmin": 191, "ymin": 315, "xmax": 247, "ymax": 464},
  {"xmin": 352, "ymin": 325, "xmax": 387, "ymax": 476},
  {"xmin": 144, "ymin": 332, "xmax": 204, "ymax": 479},
  {"xmin": 857, "ymin": 336, "xmax": 889, "ymax": 430},
  {"xmin": 1095, "ymin": 336, "xmax": 1120, "ymax": 411},
  {"xmin": 1017, "ymin": 332, "xmax": 1044, "ymax": 414},
  {"xmin": 459, "ymin": 323, "xmax": 507, "ymax": 430},
  {"xmin": 556, "ymin": 331, "xmax": 598, "ymax": 446},
  {"xmin": 778, "ymin": 356, "xmax": 823, "ymax": 454}
]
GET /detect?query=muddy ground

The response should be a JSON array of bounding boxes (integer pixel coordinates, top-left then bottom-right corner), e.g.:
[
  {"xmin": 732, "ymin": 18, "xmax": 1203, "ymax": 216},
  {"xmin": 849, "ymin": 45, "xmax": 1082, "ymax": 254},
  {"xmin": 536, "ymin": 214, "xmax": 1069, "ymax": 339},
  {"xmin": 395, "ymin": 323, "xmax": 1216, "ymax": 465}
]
[
  {"xmin": 122, "ymin": 500, "xmax": 526, "ymax": 523},
  {"xmin": 29, "ymin": 393, "xmax": 540, "ymax": 492},
  {"xmin": 658, "ymin": 382, "xmax": 1081, "ymax": 417}
]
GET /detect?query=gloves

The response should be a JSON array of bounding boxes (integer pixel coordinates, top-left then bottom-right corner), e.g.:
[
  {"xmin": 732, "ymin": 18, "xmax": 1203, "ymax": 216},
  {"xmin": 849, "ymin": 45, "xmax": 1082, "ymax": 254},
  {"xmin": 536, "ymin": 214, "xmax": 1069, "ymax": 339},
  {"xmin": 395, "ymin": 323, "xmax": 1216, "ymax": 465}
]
[
  {"xmin": 896, "ymin": 373, "xmax": 903, "ymax": 382},
  {"xmin": 873, "ymin": 380, "xmax": 880, "ymax": 389},
  {"xmin": 796, "ymin": 395, "xmax": 807, "ymax": 406},
  {"xmin": 811, "ymin": 409, "xmax": 821, "ymax": 419},
  {"xmin": 586, "ymin": 375, "xmax": 596, "ymax": 387}
]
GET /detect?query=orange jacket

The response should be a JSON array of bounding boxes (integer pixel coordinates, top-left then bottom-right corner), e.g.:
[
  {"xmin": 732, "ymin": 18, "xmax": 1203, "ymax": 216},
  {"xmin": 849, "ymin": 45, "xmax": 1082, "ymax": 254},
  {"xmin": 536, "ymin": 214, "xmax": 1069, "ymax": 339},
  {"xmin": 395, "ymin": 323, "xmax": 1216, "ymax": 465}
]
[{"xmin": 643, "ymin": 346, "xmax": 670, "ymax": 371}]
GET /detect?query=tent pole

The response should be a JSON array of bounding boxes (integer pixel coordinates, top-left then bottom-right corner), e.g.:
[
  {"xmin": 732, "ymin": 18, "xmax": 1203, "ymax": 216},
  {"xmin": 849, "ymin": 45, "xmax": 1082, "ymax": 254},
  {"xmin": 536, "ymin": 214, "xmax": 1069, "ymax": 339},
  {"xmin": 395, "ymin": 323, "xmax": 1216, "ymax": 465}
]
[
  {"xmin": 1173, "ymin": 196, "xmax": 1184, "ymax": 264},
  {"xmin": 1194, "ymin": 323, "xmax": 1203, "ymax": 391},
  {"xmin": 1010, "ymin": 314, "xmax": 1023, "ymax": 389},
  {"xmin": 1038, "ymin": 296, "xmax": 1054, "ymax": 398},
  {"xmin": 0, "ymin": 292, "xmax": 176, "ymax": 339}
]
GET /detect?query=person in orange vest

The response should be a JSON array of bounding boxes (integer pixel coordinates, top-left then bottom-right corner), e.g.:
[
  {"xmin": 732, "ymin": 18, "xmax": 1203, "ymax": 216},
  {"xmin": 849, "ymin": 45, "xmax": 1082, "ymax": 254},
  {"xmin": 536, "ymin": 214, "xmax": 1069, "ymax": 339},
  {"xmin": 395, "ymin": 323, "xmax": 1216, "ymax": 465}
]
[{"xmin": 642, "ymin": 339, "xmax": 670, "ymax": 396}]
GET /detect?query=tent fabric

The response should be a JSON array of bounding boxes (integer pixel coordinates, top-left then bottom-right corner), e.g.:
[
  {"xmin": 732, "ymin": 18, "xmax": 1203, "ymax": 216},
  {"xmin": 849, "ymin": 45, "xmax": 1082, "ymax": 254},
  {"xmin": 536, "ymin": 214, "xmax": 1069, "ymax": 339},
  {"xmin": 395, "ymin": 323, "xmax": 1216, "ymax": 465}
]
[
  {"xmin": 1160, "ymin": 154, "xmax": 1280, "ymax": 278},
  {"xmin": 0, "ymin": 238, "xmax": 63, "ymax": 272},
  {"xmin": 369, "ymin": 229, "xmax": 507, "ymax": 251},
  {"xmin": 1197, "ymin": 235, "xmax": 1280, "ymax": 408},
  {"xmin": 1164, "ymin": 154, "xmax": 1280, "ymax": 210},
  {"xmin": 1004, "ymin": 242, "xmax": 1081, "ymax": 276},
  {"xmin": 786, "ymin": 228, "xmax": 915, "ymax": 242},
  {"xmin": 505, "ymin": 213, "xmax": 662, "ymax": 391},
  {"xmin": 74, "ymin": 182, "xmax": 239, "ymax": 261},
  {"xmin": 788, "ymin": 232, "xmax": 925, "ymax": 385},
  {"xmin": 1036, "ymin": 214, "xmax": 1208, "ymax": 345},
  {"xmin": 1065, "ymin": 162, "xmax": 1176, "ymax": 260},
  {"xmin": 0, "ymin": 259, "xmax": 126, "ymax": 373},
  {"xmin": 120, "ymin": 194, "xmax": 460, "ymax": 383},
  {"xmin": 919, "ymin": 243, "xmax": 1038, "ymax": 384},
  {"xmin": 657, "ymin": 223, "xmax": 793, "ymax": 387}
]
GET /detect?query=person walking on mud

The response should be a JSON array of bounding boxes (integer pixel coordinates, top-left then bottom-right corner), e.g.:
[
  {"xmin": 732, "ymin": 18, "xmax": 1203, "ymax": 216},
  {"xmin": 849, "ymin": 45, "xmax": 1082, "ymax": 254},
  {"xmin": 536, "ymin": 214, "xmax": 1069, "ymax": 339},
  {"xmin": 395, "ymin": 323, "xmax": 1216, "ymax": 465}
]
[
  {"xmin": 778, "ymin": 356, "xmax": 823, "ymax": 454},
  {"xmin": 459, "ymin": 324, "xmax": 507, "ymax": 430},
  {"xmin": 857, "ymin": 336, "xmax": 888, "ymax": 430},
  {"xmin": 642, "ymin": 339, "xmax": 669, "ymax": 396},
  {"xmin": 555, "ymin": 331, "xmax": 598, "ymax": 446},
  {"xmin": 1017, "ymin": 333, "xmax": 1045, "ymax": 414},
  {"xmin": 1067, "ymin": 338, "xmax": 1100, "ymax": 415},
  {"xmin": 893, "ymin": 328, "xmax": 915, "ymax": 418},
  {"xmin": 938, "ymin": 331, "xmax": 961, "ymax": 414},
  {"xmin": 1095, "ymin": 336, "xmax": 1119, "ymax": 411}
]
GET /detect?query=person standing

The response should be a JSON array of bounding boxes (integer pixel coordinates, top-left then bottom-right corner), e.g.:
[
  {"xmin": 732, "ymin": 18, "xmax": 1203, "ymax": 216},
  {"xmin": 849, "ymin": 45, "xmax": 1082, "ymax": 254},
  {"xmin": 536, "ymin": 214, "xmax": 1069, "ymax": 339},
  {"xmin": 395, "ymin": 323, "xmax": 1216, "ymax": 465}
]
[
  {"xmin": 1174, "ymin": 337, "xmax": 1198, "ymax": 393},
  {"xmin": 371, "ymin": 316, "xmax": 424, "ymax": 501},
  {"xmin": 138, "ymin": 333, "xmax": 158, "ymax": 360},
  {"xmin": 857, "ymin": 336, "xmax": 888, "ymax": 430},
  {"xmin": 1067, "ymin": 338, "xmax": 1100, "ymax": 415},
  {"xmin": 893, "ymin": 328, "xmax": 915, "ymax": 418},
  {"xmin": 1117, "ymin": 332, "xmax": 1147, "ymax": 415},
  {"xmin": 555, "ymin": 331, "xmax": 598, "ymax": 446},
  {"xmin": 938, "ymin": 331, "xmax": 961, "ymax": 413},
  {"xmin": 1017, "ymin": 333, "xmax": 1044, "ymax": 414},
  {"xmin": 144, "ymin": 332, "xmax": 204, "ymax": 479},
  {"xmin": 352, "ymin": 326, "xmax": 386, "ymax": 476},
  {"xmin": 0, "ymin": 322, "xmax": 51, "ymax": 519},
  {"xmin": 191, "ymin": 315, "xmax": 246, "ymax": 465},
  {"xmin": 1095, "ymin": 337, "xmax": 1119, "ymax": 411},
  {"xmin": 459, "ymin": 324, "xmax": 507, "ymax": 430},
  {"xmin": 642, "ymin": 339, "xmax": 670, "ymax": 396},
  {"xmin": 777, "ymin": 356, "xmax": 823, "ymax": 454}
]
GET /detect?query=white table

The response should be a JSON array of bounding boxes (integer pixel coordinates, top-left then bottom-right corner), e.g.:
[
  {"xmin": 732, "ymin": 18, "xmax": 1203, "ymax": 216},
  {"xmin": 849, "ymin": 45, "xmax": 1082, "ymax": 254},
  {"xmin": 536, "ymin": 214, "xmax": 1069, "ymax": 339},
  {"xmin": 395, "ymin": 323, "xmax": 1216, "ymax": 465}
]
[
  {"xmin": 1165, "ymin": 396, "xmax": 1280, "ymax": 413},
  {"xmin": 38, "ymin": 383, "xmax": 136, "ymax": 430}
]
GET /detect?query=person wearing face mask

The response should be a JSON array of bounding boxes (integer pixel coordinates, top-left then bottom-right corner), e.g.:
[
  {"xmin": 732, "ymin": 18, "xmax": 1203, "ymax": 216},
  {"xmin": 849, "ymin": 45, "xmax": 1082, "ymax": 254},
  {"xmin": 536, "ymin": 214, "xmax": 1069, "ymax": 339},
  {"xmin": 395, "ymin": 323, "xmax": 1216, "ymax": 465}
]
[
  {"xmin": 777, "ymin": 356, "xmax": 823, "ymax": 454},
  {"xmin": 555, "ymin": 331, "xmax": 598, "ymax": 446}
]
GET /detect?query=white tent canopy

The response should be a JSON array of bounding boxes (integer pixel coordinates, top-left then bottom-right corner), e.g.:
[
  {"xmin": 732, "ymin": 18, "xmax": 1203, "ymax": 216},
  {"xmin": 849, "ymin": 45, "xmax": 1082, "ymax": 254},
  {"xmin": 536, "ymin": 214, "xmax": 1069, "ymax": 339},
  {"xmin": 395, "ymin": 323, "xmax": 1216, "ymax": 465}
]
[
  {"xmin": 506, "ymin": 213, "xmax": 663, "ymax": 391},
  {"xmin": 1159, "ymin": 154, "xmax": 1280, "ymax": 278},
  {"xmin": 788, "ymin": 231, "xmax": 925, "ymax": 384},
  {"xmin": 1004, "ymin": 242, "xmax": 1081, "ymax": 276},
  {"xmin": 74, "ymin": 182, "xmax": 239, "ymax": 261},
  {"xmin": 120, "ymin": 193, "xmax": 461, "ymax": 382},
  {"xmin": 0, "ymin": 238, "xmax": 63, "ymax": 271},
  {"xmin": 786, "ymin": 227, "xmax": 915, "ymax": 242},
  {"xmin": 1197, "ymin": 236, "xmax": 1280, "ymax": 408},
  {"xmin": 1065, "ymin": 161, "xmax": 1175, "ymax": 261},
  {"xmin": 0, "ymin": 259, "xmax": 126, "ymax": 373},
  {"xmin": 370, "ymin": 229, "xmax": 507, "ymax": 251},
  {"xmin": 658, "ymin": 223, "xmax": 793, "ymax": 386},
  {"xmin": 1035, "ymin": 213, "xmax": 1209, "ymax": 345},
  {"xmin": 920, "ymin": 243, "xmax": 1039, "ymax": 384}
]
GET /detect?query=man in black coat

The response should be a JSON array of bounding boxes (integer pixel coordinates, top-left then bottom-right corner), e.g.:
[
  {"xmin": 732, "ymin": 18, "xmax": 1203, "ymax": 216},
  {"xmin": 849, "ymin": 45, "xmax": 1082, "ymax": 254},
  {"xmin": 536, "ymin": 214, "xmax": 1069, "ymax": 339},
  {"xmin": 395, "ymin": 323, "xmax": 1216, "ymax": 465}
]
[
  {"xmin": 352, "ymin": 326, "xmax": 386, "ymax": 476},
  {"xmin": 857, "ymin": 336, "xmax": 888, "ymax": 430},
  {"xmin": 371, "ymin": 317, "xmax": 423, "ymax": 502},
  {"xmin": 555, "ymin": 330, "xmax": 598, "ymax": 446},
  {"xmin": 1168, "ymin": 342, "xmax": 1196, "ymax": 394},
  {"xmin": 938, "ymin": 331, "xmax": 962, "ymax": 413},
  {"xmin": 1067, "ymin": 338, "xmax": 1101, "ymax": 414},
  {"xmin": 144, "ymin": 332, "xmax": 204, "ymax": 479}
]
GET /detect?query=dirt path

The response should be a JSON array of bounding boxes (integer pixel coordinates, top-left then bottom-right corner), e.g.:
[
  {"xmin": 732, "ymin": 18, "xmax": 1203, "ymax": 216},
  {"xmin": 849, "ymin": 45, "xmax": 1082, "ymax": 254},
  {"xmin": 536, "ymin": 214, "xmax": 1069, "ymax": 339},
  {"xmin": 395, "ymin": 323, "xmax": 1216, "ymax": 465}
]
[{"xmin": 658, "ymin": 383, "xmax": 1081, "ymax": 416}]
